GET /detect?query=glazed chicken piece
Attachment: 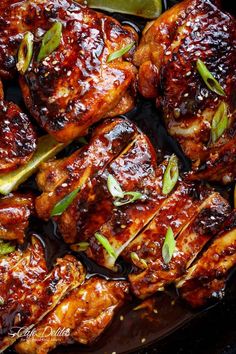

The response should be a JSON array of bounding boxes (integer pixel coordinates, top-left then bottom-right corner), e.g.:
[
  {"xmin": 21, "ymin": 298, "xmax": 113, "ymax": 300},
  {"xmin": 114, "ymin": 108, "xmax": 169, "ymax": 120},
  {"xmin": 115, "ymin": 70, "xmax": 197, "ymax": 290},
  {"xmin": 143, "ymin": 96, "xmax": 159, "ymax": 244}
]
[
  {"xmin": 0, "ymin": 237, "xmax": 85, "ymax": 352},
  {"xmin": 15, "ymin": 277, "xmax": 129, "ymax": 354},
  {"xmin": 0, "ymin": 80, "xmax": 36, "ymax": 173},
  {"xmin": 129, "ymin": 192, "xmax": 230, "ymax": 299},
  {"xmin": 176, "ymin": 210, "xmax": 236, "ymax": 308},
  {"xmin": 135, "ymin": 0, "xmax": 236, "ymax": 183},
  {"xmin": 36, "ymin": 118, "xmax": 138, "ymax": 221},
  {"xmin": 0, "ymin": 0, "xmax": 137, "ymax": 142},
  {"xmin": 0, "ymin": 193, "xmax": 34, "ymax": 243}
]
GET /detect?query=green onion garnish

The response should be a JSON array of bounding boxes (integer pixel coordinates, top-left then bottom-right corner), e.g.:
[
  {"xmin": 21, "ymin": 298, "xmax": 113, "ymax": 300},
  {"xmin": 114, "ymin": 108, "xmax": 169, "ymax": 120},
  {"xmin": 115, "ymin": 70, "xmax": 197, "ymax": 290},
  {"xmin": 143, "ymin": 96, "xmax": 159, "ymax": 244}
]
[
  {"xmin": 50, "ymin": 186, "xmax": 80, "ymax": 217},
  {"xmin": 37, "ymin": 21, "xmax": 62, "ymax": 62},
  {"xmin": 162, "ymin": 154, "xmax": 179, "ymax": 195},
  {"xmin": 107, "ymin": 174, "xmax": 124, "ymax": 198},
  {"xmin": 71, "ymin": 242, "xmax": 89, "ymax": 252},
  {"xmin": 131, "ymin": 252, "xmax": 148, "ymax": 269},
  {"xmin": 196, "ymin": 59, "xmax": 226, "ymax": 97},
  {"xmin": 17, "ymin": 32, "xmax": 34, "ymax": 74},
  {"xmin": 107, "ymin": 174, "xmax": 143, "ymax": 206},
  {"xmin": 0, "ymin": 296, "xmax": 4, "ymax": 305},
  {"xmin": 114, "ymin": 191, "xmax": 143, "ymax": 207},
  {"xmin": 162, "ymin": 227, "xmax": 175, "ymax": 264},
  {"xmin": 0, "ymin": 240, "xmax": 16, "ymax": 256},
  {"xmin": 211, "ymin": 101, "xmax": 228, "ymax": 144},
  {"xmin": 107, "ymin": 41, "xmax": 135, "ymax": 63},
  {"xmin": 95, "ymin": 232, "xmax": 117, "ymax": 259},
  {"xmin": 78, "ymin": 137, "xmax": 88, "ymax": 145}
]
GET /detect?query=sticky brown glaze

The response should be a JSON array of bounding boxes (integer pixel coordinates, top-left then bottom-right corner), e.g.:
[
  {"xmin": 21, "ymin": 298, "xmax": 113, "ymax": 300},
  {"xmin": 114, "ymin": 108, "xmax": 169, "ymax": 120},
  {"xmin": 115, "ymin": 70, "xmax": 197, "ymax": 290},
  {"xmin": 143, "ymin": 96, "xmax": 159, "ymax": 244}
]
[
  {"xmin": 0, "ymin": 0, "xmax": 137, "ymax": 141},
  {"xmin": 15, "ymin": 277, "xmax": 129, "ymax": 354},
  {"xmin": 135, "ymin": 0, "xmax": 236, "ymax": 183},
  {"xmin": 58, "ymin": 132, "xmax": 157, "ymax": 244},
  {"xmin": 0, "ymin": 237, "xmax": 85, "ymax": 351},
  {"xmin": 0, "ymin": 193, "xmax": 34, "ymax": 243},
  {"xmin": 0, "ymin": 80, "xmax": 37, "ymax": 173},
  {"xmin": 35, "ymin": 118, "xmax": 138, "ymax": 220},
  {"xmin": 86, "ymin": 151, "xmax": 170, "ymax": 271},
  {"xmin": 176, "ymin": 210, "xmax": 236, "ymax": 308},
  {"xmin": 129, "ymin": 192, "xmax": 231, "ymax": 299},
  {"xmin": 122, "ymin": 182, "xmax": 206, "ymax": 269}
]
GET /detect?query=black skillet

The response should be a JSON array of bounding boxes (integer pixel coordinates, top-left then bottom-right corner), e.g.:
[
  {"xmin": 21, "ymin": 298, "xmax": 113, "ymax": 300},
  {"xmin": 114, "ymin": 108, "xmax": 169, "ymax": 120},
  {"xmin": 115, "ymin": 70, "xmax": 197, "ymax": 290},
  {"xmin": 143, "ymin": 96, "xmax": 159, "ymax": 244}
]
[{"xmin": 4, "ymin": 0, "xmax": 236, "ymax": 353}]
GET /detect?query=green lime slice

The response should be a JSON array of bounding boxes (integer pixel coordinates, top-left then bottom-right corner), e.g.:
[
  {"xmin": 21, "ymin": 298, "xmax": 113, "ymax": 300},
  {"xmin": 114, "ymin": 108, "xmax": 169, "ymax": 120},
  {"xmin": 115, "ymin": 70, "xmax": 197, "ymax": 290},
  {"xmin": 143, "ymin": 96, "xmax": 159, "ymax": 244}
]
[{"xmin": 82, "ymin": 0, "xmax": 162, "ymax": 19}]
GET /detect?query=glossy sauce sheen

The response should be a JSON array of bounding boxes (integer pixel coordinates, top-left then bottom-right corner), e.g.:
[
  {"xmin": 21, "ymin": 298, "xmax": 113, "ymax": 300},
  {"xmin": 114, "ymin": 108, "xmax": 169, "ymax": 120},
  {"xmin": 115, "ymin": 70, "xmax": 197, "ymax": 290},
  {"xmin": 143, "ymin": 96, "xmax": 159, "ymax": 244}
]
[{"xmin": 2, "ymin": 1, "xmax": 236, "ymax": 354}]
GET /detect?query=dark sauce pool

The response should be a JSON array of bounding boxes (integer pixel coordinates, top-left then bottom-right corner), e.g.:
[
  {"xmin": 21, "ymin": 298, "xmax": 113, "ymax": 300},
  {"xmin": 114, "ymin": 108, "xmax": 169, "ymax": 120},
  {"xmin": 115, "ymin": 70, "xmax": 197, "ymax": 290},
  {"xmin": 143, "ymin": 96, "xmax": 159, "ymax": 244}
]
[{"xmin": 4, "ymin": 1, "xmax": 236, "ymax": 353}]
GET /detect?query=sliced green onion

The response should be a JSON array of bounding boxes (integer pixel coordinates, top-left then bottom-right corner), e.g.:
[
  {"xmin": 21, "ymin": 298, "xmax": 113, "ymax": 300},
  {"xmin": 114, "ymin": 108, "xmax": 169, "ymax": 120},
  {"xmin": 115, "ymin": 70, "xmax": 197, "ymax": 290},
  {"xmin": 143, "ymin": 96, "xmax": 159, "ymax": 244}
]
[
  {"xmin": 107, "ymin": 42, "xmax": 135, "ymax": 63},
  {"xmin": 162, "ymin": 155, "xmax": 179, "ymax": 195},
  {"xmin": 95, "ymin": 232, "xmax": 117, "ymax": 259},
  {"xmin": 37, "ymin": 21, "xmax": 62, "ymax": 62},
  {"xmin": 196, "ymin": 59, "xmax": 226, "ymax": 97},
  {"xmin": 131, "ymin": 252, "xmax": 148, "ymax": 269},
  {"xmin": 114, "ymin": 191, "xmax": 143, "ymax": 207},
  {"xmin": 71, "ymin": 242, "xmax": 89, "ymax": 252},
  {"xmin": 17, "ymin": 32, "xmax": 34, "ymax": 74},
  {"xmin": 0, "ymin": 296, "xmax": 4, "ymax": 305},
  {"xmin": 162, "ymin": 227, "xmax": 175, "ymax": 264},
  {"xmin": 51, "ymin": 187, "xmax": 80, "ymax": 217},
  {"xmin": 0, "ymin": 135, "xmax": 66, "ymax": 195},
  {"xmin": 107, "ymin": 174, "xmax": 124, "ymax": 198},
  {"xmin": 211, "ymin": 101, "xmax": 228, "ymax": 143},
  {"xmin": 0, "ymin": 240, "xmax": 16, "ymax": 256}
]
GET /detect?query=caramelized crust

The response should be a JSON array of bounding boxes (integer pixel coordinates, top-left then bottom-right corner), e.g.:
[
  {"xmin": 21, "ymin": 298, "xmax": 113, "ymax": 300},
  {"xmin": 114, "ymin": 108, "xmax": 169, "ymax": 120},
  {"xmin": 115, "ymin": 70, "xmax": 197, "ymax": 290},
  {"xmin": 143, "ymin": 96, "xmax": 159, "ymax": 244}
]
[
  {"xmin": 35, "ymin": 118, "xmax": 138, "ymax": 221},
  {"xmin": 129, "ymin": 192, "xmax": 231, "ymax": 298},
  {"xmin": 0, "ymin": 193, "xmax": 34, "ymax": 243},
  {"xmin": 15, "ymin": 278, "xmax": 129, "ymax": 354},
  {"xmin": 0, "ymin": 0, "xmax": 137, "ymax": 141},
  {"xmin": 0, "ymin": 80, "xmax": 36, "ymax": 173},
  {"xmin": 0, "ymin": 238, "xmax": 85, "ymax": 351},
  {"xmin": 135, "ymin": 0, "xmax": 236, "ymax": 183},
  {"xmin": 177, "ymin": 211, "xmax": 236, "ymax": 307}
]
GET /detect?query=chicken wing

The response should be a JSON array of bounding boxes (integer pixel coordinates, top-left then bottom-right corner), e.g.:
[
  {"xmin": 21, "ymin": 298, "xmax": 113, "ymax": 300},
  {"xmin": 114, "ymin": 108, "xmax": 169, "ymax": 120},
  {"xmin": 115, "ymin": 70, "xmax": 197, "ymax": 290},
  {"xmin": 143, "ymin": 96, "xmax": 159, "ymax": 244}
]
[
  {"xmin": 15, "ymin": 277, "xmax": 129, "ymax": 354},
  {"xmin": 176, "ymin": 210, "xmax": 236, "ymax": 308},
  {"xmin": 0, "ymin": 237, "xmax": 85, "ymax": 352},
  {"xmin": 135, "ymin": 0, "xmax": 236, "ymax": 183},
  {"xmin": 0, "ymin": 193, "xmax": 34, "ymax": 243},
  {"xmin": 0, "ymin": 0, "xmax": 137, "ymax": 141},
  {"xmin": 0, "ymin": 80, "xmax": 36, "ymax": 173}
]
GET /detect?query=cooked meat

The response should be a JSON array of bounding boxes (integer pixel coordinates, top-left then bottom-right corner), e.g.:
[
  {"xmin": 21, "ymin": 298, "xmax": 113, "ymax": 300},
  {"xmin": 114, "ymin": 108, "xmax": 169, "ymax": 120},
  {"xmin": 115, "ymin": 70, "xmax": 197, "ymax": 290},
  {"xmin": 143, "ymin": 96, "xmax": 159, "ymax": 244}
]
[
  {"xmin": 36, "ymin": 118, "xmax": 138, "ymax": 221},
  {"xmin": 0, "ymin": 193, "xmax": 34, "ymax": 243},
  {"xmin": 86, "ymin": 153, "xmax": 168, "ymax": 271},
  {"xmin": 122, "ymin": 182, "xmax": 205, "ymax": 265},
  {"xmin": 135, "ymin": 0, "xmax": 236, "ymax": 183},
  {"xmin": 176, "ymin": 210, "xmax": 236, "ymax": 308},
  {"xmin": 0, "ymin": 80, "xmax": 36, "ymax": 173},
  {"xmin": 15, "ymin": 277, "xmax": 129, "ymax": 354},
  {"xmin": 0, "ymin": 0, "xmax": 137, "ymax": 141},
  {"xmin": 0, "ymin": 237, "xmax": 85, "ymax": 352},
  {"xmin": 129, "ymin": 192, "xmax": 231, "ymax": 298}
]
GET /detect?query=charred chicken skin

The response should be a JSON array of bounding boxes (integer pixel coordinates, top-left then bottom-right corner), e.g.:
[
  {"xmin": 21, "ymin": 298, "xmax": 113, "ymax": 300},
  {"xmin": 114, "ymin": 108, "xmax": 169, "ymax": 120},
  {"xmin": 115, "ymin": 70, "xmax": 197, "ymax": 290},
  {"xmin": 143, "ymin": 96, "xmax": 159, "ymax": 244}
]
[
  {"xmin": 35, "ymin": 117, "xmax": 235, "ymax": 306},
  {"xmin": 0, "ymin": 0, "xmax": 137, "ymax": 142},
  {"xmin": 0, "ymin": 237, "xmax": 85, "ymax": 352},
  {"xmin": 0, "ymin": 193, "xmax": 34, "ymax": 243},
  {"xmin": 135, "ymin": 0, "xmax": 236, "ymax": 183},
  {"xmin": 0, "ymin": 80, "xmax": 36, "ymax": 173},
  {"xmin": 15, "ymin": 278, "xmax": 129, "ymax": 354}
]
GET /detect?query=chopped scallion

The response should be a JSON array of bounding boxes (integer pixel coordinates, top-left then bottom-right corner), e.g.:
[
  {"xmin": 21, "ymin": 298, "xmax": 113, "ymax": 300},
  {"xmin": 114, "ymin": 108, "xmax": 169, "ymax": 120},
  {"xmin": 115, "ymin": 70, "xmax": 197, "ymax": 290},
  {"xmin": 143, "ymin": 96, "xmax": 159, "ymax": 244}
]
[
  {"xmin": 162, "ymin": 227, "xmax": 175, "ymax": 264},
  {"xmin": 107, "ymin": 42, "xmax": 135, "ymax": 63},
  {"xmin": 95, "ymin": 232, "xmax": 117, "ymax": 259},
  {"xmin": 51, "ymin": 186, "xmax": 80, "ymax": 217},
  {"xmin": 196, "ymin": 59, "xmax": 226, "ymax": 97},
  {"xmin": 162, "ymin": 155, "xmax": 179, "ymax": 195}
]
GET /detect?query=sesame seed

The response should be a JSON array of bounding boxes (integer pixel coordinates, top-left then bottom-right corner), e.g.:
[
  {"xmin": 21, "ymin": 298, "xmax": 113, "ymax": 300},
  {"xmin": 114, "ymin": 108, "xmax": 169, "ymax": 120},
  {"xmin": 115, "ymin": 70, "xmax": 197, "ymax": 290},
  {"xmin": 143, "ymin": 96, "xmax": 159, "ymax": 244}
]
[
  {"xmin": 141, "ymin": 338, "xmax": 146, "ymax": 344},
  {"xmin": 120, "ymin": 315, "xmax": 124, "ymax": 321}
]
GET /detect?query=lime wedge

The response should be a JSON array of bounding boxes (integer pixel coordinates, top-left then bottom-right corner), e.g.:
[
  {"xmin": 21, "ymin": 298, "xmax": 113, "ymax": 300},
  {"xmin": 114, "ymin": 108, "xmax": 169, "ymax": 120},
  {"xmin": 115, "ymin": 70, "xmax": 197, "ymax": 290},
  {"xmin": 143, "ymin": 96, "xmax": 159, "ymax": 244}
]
[
  {"xmin": 82, "ymin": 0, "xmax": 162, "ymax": 19},
  {"xmin": 0, "ymin": 135, "xmax": 66, "ymax": 195}
]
